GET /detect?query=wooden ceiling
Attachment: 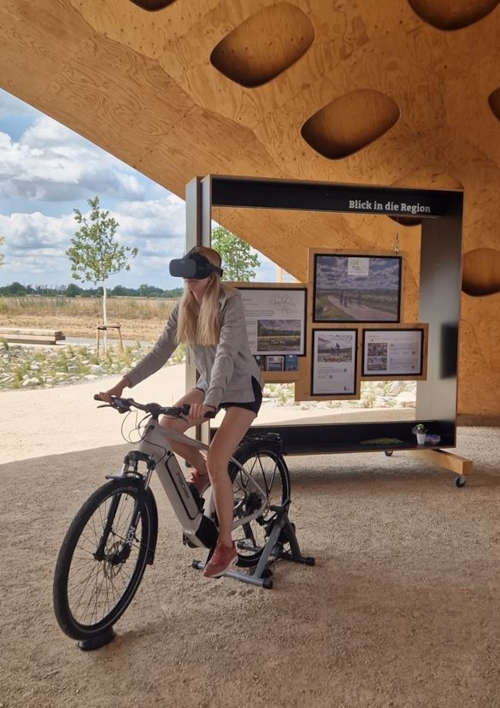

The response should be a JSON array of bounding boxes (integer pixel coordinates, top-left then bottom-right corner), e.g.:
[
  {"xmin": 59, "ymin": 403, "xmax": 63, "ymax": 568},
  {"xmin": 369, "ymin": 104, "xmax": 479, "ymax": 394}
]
[{"xmin": 1, "ymin": 0, "xmax": 499, "ymax": 415}]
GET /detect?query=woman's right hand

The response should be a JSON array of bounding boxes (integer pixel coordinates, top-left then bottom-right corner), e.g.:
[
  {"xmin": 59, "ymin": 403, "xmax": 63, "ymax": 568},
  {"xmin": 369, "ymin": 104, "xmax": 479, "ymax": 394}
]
[{"xmin": 96, "ymin": 377, "xmax": 129, "ymax": 403}]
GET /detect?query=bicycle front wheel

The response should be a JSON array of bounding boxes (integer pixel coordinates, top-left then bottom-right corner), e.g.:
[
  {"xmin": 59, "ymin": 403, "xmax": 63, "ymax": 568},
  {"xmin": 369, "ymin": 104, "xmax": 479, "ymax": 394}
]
[
  {"xmin": 230, "ymin": 445, "xmax": 290, "ymax": 568},
  {"xmin": 53, "ymin": 478, "xmax": 151, "ymax": 641}
]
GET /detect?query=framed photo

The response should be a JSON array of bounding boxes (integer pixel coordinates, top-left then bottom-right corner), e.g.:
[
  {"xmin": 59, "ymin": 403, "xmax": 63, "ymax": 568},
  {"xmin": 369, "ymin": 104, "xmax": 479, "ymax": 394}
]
[
  {"xmin": 362, "ymin": 328, "xmax": 424, "ymax": 377},
  {"xmin": 266, "ymin": 355, "xmax": 284, "ymax": 372},
  {"xmin": 313, "ymin": 254, "xmax": 402, "ymax": 323},
  {"xmin": 311, "ymin": 329, "xmax": 358, "ymax": 396},
  {"xmin": 284, "ymin": 354, "xmax": 298, "ymax": 371},
  {"xmin": 239, "ymin": 287, "xmax": 307, "ymax": 355}
]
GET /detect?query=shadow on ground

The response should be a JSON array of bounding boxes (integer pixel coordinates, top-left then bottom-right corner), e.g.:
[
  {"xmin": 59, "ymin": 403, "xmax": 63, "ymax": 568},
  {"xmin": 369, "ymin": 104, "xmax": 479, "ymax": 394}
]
[{"xmin": 1, "ymin": 427, "xmax": 500, "ymax": 707}]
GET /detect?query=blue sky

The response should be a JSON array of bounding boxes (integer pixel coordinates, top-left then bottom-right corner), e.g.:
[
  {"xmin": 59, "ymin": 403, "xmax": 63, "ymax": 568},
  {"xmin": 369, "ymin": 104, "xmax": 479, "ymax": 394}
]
[{"xmin": 0, "ymin": 89, "xmax": 285, "ymax": 289}]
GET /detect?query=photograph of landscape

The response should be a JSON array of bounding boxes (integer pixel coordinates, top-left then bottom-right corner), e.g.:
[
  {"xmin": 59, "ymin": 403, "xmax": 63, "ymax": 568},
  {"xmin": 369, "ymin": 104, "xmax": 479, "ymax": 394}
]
[
  {"xmin": 314, "ymin": 254, "xmax": 401, "ymax": 322},
  {"xmin": 312, "ymin": 329, "xmax": 357, "ymax": 395},
  {"xmin": 316, "ymin": 334, "xmax": 354, "ymax": 364},
  {"xmin": 256, "ymin": 319, "xmax": 301, "ymax": 353},
  {"xmin": 366, "ymin": 341, "xmax": 388, "ymax": 371}
]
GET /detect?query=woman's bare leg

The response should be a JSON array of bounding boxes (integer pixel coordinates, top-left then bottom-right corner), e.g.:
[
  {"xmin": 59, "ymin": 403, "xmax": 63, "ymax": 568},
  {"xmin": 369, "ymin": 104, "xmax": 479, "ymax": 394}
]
[
  {"xmin": 160, "ymin": 388, "xmax": 207, "ymax": 473},
  {"xmin": 206, "ymin": 407, "xmax": 256, "ymax": 547}
]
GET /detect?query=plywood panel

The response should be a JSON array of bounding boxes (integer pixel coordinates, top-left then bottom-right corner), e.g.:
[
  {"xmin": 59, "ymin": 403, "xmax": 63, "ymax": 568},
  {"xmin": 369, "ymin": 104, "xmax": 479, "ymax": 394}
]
[{"xmin": 0, "ymin": 0, "xmax": 499, "ymax": 416}]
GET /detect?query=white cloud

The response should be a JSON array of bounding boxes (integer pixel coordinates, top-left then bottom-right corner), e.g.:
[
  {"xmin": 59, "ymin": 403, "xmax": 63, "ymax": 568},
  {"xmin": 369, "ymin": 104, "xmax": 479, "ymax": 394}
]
[
  {"xmin": 0, "ymin": 196, "xmax": 188, "ymax": 286},
  {"xmin": 0, "ymin": 116, "xmax": 145, "ymax": 202},
  {"xmin": 111, "ymin": 194, "xmax": 185, "ymax": 243},
  {"xmin": 0, "ymin": 211, "xmax": 73, "ymax": 254}
]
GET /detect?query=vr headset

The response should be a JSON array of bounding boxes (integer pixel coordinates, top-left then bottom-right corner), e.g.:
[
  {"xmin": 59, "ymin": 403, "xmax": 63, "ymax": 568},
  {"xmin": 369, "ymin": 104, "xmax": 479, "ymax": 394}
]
[{"xmin": 169, "ymin": 249, "xmax": 223, "ymax": 280}]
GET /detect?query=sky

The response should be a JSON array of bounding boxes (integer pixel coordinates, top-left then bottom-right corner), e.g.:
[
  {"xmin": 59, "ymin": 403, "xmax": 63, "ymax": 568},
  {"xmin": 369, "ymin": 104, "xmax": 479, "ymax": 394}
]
[{"xmin": 0, "ymin": 88, "xmax": 285, "ymax": 290}]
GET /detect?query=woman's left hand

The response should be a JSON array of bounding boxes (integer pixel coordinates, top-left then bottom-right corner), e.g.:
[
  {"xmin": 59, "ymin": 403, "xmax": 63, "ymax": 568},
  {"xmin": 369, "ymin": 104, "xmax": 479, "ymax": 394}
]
[{"xmin": 187, "ymin": 402, "xmax": 216, "ymax": 424}]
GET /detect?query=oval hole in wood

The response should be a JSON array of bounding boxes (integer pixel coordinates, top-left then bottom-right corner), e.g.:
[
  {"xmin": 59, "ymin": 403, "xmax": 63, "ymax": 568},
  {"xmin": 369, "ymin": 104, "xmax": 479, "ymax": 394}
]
[
  {"xmin": 488, "ymin": 88, "xmax": 500, "ymax": 120},
  {"xmin": 210, "ymin": 3, "xmax": 314, "ymax": 88},
  {"xmin": 408, "ymin": 0, "xmax": 499, "ymax": 30},
  {"xmin": 301, "ymin": 89, "xmax": 399, "ymax": 160},
  {"xmin": 462, "ymin": 248, "xmax": 500, "ymax": 296},
  {"xmin": 130, "ymin": 0, "xmax": 176, "ymax": 10}
]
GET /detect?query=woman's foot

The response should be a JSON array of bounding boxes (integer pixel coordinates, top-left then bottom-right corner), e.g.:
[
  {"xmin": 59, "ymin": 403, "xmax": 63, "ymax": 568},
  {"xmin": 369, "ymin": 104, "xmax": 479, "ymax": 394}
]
[
  {"xmin": 189, "ymin": 469, "xmax": 210, "ymax": 494},
  {"xmin": 203, "ymin": 541, "xmax": 237, "ymax": 578}
]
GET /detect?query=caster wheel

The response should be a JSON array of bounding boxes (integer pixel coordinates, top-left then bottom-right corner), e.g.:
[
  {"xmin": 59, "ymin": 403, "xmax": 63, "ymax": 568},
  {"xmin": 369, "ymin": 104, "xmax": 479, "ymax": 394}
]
[
  {"xmin": 385, "ymin": 450, "xmax": 393, "ymax": 457},
  {"xmin": 455, "ymin": 476, "xmax": 466, "ymax": 488}
]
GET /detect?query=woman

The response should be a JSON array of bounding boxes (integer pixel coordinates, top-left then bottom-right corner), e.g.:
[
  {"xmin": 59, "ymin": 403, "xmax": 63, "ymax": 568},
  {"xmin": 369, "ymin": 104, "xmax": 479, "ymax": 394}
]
[{"xmin": 98, "ymin": 246, "xmax": 262, "ymax": 578}]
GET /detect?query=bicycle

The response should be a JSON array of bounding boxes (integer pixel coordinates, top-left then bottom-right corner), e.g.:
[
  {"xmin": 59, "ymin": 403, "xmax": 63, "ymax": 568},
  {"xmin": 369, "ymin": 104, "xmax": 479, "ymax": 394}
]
[{"xmin": 53, "ymin": 396, "xmax": 314, "ymax": 650}]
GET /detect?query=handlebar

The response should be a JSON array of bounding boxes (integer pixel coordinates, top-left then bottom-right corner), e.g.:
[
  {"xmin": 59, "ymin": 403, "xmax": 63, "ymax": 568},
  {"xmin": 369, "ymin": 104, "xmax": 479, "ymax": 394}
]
[{"xmin": 93, "ymin": 394, "xmax": 216, "ymax": 419}]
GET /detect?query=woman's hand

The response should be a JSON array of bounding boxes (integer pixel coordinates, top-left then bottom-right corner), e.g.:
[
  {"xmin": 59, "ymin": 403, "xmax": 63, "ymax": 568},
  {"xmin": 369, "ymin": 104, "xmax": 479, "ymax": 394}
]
[
  {"xmin": 96, "ymin": 376, "xmax": 129, "ymax": 403},
  {"xmin": 187, "ymin": 402, "xmax": 216, "ymax": 424}
]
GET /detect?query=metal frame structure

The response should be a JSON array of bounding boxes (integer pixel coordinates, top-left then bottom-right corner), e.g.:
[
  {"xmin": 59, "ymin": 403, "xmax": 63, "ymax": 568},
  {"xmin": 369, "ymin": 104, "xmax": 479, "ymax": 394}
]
[{"xmin": 185, "ymin": 175, "xmax": 463, "ymax": 456}]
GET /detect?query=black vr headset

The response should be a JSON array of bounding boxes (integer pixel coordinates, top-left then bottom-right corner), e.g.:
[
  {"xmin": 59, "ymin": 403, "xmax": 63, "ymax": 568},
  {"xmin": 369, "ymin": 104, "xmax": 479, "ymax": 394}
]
[{"xmin": 169, "ymin": 249, "xmax": 223, "ymax": 280}]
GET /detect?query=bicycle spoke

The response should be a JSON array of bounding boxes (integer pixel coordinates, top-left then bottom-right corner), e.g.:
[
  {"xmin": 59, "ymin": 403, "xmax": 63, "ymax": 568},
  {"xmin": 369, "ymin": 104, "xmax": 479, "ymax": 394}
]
[
  {"xmin": 60, "ymin": 485, "xmax": 147, "ymax": 630},
  {"xmin": 230, "ymin": 449, "xmax": 288, "ymax": 566},
  {"xmin": 67, "ymin": 561, "xmax": 99, "ymax": 590},
  {"xmin": 72, "ymin": 562, "xmax": 100, "ymax": 619},
  {"xmin": 114, "ymin": 495, "xmax": 128, "ymax": 534}
]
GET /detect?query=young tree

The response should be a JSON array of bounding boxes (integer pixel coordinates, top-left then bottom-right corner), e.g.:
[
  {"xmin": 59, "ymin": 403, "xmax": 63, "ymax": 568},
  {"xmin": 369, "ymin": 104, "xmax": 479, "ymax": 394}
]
[
  {"xmin": 67, "ymin": 196, "xmax": 138, "ymax": 350},
  {"xmin": 211, "ymin": 226, "xmax": 260, "ymax": 282}
]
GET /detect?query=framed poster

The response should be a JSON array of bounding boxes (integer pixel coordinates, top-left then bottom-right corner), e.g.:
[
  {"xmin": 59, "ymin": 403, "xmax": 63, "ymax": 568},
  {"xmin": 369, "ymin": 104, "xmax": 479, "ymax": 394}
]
[
  {"xmin": 313, "ymin": 254, "xmax": 402, "ymax": 323},
  {"xmin": 239, "ymin": 287, "xmax": 307, "ymax": 356},
  {"xmin": 362, "ymin": 327, "xmax": 424, "ymax": 377},
  {"xmin": 266, "ymin": 355, "xmax": 284, "ymax": 372},
  {"xmin": 311, "ymin": 329, "xmax": 358, "ymax": 396}
]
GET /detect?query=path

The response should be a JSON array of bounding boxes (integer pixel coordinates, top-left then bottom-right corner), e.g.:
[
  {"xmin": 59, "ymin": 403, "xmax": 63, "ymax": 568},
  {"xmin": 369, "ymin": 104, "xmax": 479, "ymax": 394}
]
[
  {"xmin": 327, "ymin": 294, "xmax": 396, "ymax": 321},
  {"xmin": 0, "ymin": 363, "xmax": 414, "ymax": 464}
]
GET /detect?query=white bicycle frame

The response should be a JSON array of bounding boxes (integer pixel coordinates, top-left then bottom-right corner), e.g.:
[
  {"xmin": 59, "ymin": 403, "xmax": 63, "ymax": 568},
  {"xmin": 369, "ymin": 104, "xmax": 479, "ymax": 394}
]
[{"xmin": 129, "ymin": 418, "xmax": 269, "ymax": 548}]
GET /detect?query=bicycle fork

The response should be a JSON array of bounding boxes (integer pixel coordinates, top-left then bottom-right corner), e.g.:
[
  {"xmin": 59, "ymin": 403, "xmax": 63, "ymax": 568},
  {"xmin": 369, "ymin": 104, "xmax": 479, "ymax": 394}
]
[{"xmin": 94, "ymin": 489, "xmax": 141, "ymax": 564}]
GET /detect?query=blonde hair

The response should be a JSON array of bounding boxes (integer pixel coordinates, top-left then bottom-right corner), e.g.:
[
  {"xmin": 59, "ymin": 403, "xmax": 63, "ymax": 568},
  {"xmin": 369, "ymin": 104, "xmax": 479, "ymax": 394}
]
[{"xmin": 176, "ymin": 246, "xmax": 223, "ymax": 346}]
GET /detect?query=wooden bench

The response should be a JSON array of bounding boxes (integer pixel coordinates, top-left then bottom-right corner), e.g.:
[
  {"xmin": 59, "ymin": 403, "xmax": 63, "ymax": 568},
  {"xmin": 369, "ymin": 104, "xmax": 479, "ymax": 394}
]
[{"xmin": 0, "ymin": 327, "xmax": 66, "ymax": 345}]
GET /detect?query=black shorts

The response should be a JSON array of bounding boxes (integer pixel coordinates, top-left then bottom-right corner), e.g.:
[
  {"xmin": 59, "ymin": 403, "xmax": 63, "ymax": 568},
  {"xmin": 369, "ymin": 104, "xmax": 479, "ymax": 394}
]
[{"xmin": 197, "ymin": 376, "xmax": 262, "ymax": 415}]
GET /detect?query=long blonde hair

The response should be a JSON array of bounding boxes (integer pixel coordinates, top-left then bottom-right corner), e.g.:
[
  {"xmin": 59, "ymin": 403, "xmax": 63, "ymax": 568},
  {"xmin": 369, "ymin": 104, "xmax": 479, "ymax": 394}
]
[{"xmin": 176, "ymin": 246, "xmax": 223, "ymax": 346}]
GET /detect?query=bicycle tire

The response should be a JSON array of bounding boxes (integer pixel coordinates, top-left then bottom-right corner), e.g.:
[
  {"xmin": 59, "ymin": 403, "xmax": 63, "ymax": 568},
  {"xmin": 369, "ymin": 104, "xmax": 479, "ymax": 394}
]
[
  {"xmin": 53, "ymin": 478, "xmax": 152, "ymax": 641},
  {"xmin": 229, "ymin": 445, "xmax": 290, "ymax": 568}
]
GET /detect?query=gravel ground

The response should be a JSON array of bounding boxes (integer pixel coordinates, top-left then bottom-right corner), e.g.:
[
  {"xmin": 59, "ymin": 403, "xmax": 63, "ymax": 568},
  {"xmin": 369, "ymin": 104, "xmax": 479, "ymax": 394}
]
[{"xmin": 2, "ymin": 369, "xmax": 499, "ymax": 707}]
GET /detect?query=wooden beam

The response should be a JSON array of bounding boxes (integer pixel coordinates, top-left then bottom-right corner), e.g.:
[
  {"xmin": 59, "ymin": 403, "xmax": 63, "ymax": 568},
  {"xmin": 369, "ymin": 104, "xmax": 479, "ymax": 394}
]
[{"xmin": 408, "ymin": 448, "xmax": 472, "ymax": 478}]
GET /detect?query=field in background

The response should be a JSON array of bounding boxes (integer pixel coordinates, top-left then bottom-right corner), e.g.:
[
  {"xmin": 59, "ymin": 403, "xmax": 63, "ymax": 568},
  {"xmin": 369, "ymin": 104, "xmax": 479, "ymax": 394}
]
[{"xmin": 0, "ymin": 296, "xmax": 177, "ymax": 340}]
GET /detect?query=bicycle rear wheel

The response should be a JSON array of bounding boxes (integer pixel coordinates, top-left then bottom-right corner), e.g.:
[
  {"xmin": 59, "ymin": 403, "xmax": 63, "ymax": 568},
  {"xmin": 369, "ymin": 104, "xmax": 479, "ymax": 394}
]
[
  {"xmin": 53, "ymin": 478, "xmax": 151, "ymax": 641},
  {"xmin": 230, "ymin": 445, "xmax": 290, "ymax": 567}
]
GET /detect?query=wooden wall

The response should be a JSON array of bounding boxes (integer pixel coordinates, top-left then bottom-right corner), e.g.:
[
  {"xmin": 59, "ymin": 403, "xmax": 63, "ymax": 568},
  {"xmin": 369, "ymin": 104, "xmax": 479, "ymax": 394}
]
[{"xmin": 0, "ymin": 0, "xmax": 499, "ymax": 418}]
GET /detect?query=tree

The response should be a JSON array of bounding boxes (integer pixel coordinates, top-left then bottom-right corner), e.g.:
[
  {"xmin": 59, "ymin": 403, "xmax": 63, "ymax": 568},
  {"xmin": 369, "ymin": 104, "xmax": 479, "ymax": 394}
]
[
  {"xmin": 66, "ymin": 196, "xmax": 137, "ymax": 350},
  {"xmin": 4, "ymin": 281, "xmax": 26, "ymax": 295},
  {"xmin": 138, "ymin": 283, "xmax": 164, "ymax": 297},
  {"xmin": 211, "ymin": 226, "xmax": 260, "ymax": 282},
  {"xmin": 65, "ymin": 283, "xmax": 83, "ymax": 297}
]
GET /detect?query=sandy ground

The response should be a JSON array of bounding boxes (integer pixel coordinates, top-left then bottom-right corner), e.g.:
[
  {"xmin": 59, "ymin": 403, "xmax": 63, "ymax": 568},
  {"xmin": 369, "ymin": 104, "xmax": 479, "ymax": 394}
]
[
  {"xmin": 0, "ymin": 363, "xmax": 414, "ymax": 464},
  {"xmin": 2, "ymin": 368, "xmax": 500, "ymax": 707}
]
